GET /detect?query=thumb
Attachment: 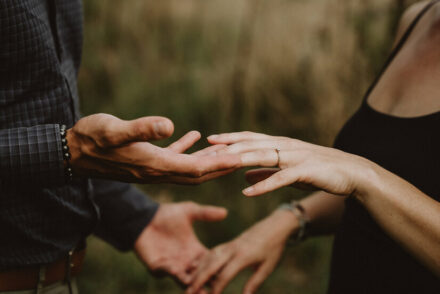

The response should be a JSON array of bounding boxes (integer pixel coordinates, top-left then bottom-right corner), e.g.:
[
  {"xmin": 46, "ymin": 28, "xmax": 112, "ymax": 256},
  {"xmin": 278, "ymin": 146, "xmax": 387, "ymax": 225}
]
[
  {"xmin": 117, "ymin": 116, "xmax": 174, "ymax": 144},
  {"xmin": 187, "ymin": 203, "xmax": 228, "ymax": 222}
]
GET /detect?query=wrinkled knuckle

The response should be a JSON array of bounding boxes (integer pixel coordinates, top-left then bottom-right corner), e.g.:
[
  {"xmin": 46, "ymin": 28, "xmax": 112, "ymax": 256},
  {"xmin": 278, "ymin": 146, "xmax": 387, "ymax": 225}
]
[{"xmin": 133, "ymin": 121, "xmax": 149, "ymax": 140}]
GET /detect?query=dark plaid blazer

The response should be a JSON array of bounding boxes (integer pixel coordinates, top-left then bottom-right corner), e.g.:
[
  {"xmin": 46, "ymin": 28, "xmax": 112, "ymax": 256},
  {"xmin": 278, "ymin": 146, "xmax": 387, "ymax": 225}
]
[{"xmin": 0, "ymin": 0, "xmax": 158, "ymax": 269}]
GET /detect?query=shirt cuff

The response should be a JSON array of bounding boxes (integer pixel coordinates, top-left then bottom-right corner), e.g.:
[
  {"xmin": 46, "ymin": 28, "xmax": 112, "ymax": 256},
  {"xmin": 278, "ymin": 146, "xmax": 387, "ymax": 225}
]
[
  {"xmin": 0, "ymin": 124, "xmax": 65, "ymax": 188},
  {"xmin": 91, "ymin": 180, "xmax": 159, "ymax": 251}
]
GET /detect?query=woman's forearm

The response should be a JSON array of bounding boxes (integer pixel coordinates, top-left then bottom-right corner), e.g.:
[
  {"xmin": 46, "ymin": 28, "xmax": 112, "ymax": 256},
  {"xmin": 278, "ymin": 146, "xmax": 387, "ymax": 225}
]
[
  {"xmin": 208, "ymin": 132, "xmax": 440, "ymax": 274},
  {"xmin": 300, "ymin": 191, "xmax": 347, "ymax": 236},
  {"xmin": 356, "ymin": 163, "xmax": 440, "ymax": 276}
]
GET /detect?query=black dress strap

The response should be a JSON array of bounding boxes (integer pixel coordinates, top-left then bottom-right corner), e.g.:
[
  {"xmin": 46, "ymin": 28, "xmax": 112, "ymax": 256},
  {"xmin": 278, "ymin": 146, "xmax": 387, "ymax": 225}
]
[{"xmin": 362, "ymin": 0, "xmax": 440, "ymax": 103}]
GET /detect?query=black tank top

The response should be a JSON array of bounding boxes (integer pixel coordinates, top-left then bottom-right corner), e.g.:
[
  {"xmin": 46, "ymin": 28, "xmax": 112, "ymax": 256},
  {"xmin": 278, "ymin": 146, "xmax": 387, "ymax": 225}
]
[{"xmin": 328, "ymin": 1, "xmax": 440, "ymax": 293}]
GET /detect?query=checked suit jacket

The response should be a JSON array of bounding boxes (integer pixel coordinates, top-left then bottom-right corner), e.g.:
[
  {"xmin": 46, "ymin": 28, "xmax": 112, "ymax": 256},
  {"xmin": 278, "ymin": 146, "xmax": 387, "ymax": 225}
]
[{"xmin": 0, "ymin": 0, "xmax": 157, "ymax": 269}]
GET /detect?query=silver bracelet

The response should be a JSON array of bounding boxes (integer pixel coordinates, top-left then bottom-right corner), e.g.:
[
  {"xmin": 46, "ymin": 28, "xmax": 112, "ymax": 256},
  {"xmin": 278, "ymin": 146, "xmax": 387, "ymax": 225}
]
[{"xmin": 278, "ymin": 200, "xmax": 310, "ymax": 245}]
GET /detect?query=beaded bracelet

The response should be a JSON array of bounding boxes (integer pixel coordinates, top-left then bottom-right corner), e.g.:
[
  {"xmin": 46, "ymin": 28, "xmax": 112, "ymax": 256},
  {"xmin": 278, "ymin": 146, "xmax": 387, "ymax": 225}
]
[{"xmin": 60, "ymin": 125, "xmax": 73, "ymax": 182}]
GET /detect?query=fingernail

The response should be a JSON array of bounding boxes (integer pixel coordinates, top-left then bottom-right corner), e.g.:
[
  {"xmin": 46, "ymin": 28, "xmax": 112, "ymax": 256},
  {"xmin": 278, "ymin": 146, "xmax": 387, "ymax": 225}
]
[
  {"xmin": 208, "ymin": 135, "xmax": 218, "ymax": 140},
  {"xmin": 207, "ymin": 151, "xmax": 217, "ymax": 156},
  {"xmin": 243, "ymin": 187, "xmax": 254, "ymax": 195},
  {"xmin": 154, "ymin": 122, "xmax": 167, "ymax": 136}
]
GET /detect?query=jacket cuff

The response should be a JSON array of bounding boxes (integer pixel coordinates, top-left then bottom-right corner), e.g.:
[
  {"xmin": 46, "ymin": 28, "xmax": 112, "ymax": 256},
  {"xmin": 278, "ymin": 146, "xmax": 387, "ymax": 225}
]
[
  {"xmin": 91, "ymin": 180, "xmax": 159, "ymax": 251},
  {"xmin": 0, "ymin": 125, "xmax": 65, "ymax": 188}
]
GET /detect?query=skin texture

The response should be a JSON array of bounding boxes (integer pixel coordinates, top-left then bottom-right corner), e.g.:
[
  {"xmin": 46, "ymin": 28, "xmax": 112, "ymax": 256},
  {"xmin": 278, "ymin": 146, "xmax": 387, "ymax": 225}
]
[
  {"xmin": 189, "ymin": 131, "xmax": 440, "ymax": 294},
  {"xmin": 134, "ymin": 201, "xmax": 227, "ymax": 290},
  {"xmin": 66, "ymin": 113, "xmax": 241, "ymax": 184},
  {"xmin": 188, "ymin": 2, "xmax": 440, "ymax": 293},
  {"xmin": 186, "ymin": 209, "xmax": 298, "ymax": 294}
]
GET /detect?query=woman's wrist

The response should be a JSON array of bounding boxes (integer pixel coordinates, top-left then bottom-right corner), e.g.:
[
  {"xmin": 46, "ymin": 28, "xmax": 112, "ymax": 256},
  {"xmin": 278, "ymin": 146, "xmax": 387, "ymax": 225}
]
[
  {"xmin": 270, "ymin": 208, "xmax": 301, "ymax": 239},
  {"xmin": 352, "ymin": 157, "xmax": 384, "ymax": 204}
]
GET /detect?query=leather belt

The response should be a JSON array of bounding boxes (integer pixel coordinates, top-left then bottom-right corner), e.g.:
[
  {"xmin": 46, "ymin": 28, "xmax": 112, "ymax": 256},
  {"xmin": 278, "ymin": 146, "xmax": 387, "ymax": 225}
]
[{"xmin": 0, "ymin": 249, "xmax": 85, "ymax": 291}]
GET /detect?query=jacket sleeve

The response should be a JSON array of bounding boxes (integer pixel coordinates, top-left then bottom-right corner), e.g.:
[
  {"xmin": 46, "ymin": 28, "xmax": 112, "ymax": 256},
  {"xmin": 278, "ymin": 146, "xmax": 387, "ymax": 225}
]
[
  {"xmin": 0, "ymin": 124, "xmax": 66, "ymax": 188},
  {"xmin": 91, "ymin": 179, "xmax": 159, "ymax": 251}
]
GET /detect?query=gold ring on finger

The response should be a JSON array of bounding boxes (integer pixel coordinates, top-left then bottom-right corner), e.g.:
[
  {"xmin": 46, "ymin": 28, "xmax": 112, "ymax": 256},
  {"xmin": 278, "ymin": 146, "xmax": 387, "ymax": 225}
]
[{"xmin": 275, "ymin": 148, "xmax": 281, "ymax": 167}]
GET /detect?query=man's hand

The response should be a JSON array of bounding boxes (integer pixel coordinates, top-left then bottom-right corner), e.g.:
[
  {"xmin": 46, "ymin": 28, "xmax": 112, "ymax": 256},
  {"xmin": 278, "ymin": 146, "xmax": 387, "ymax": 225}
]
[
  {"xmin": 134, "ymin": 202, "xmax": 228, "ymax": 286},
  {"xmin": 66, "ymin": 113, "xmax": 240, "ymax": 184}
]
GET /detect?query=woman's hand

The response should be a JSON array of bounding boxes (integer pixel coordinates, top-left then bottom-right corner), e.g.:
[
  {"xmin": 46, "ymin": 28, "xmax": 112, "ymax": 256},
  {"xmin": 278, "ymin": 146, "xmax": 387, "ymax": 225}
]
[
  {"xmin": 186, "ymin": 209, "xmax": 299, "ymax": 294},
  {"xmin": 208, "ymin": 132, "xmax": 376, "ymax": 197}
]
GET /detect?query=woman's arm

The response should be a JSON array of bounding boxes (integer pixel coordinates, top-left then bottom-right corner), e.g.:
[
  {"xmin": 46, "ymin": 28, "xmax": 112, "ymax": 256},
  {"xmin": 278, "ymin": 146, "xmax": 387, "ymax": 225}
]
[
  {"xmin": 208, "ymin": 131, "xmax": 440, "ymax": 276},
  {"xmin": 357, "ymin": 163, "xmax": 440, "ymax": 276},
  {"xmin": 300, "ymin": 191, "xmax": 347, "ymax": 236},
  {"xmin": 186, "ymin": 190, "xmax": 346, "ymax": 294},
  {"xmin": 245, "ymin": 168, "xmax": 347, "ymax": 236}
]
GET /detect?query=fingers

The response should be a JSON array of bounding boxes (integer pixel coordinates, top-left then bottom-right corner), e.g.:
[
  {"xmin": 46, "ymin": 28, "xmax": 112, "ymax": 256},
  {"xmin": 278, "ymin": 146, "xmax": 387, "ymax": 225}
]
[
  {"xmin": 215, "ymin": 140, "xmax": 294, "ymax": 155},
  {"xmin": 186, "ymin": 202, "xmax": 228, "ymax": 222},
  {"xmin": 177, "ymin": 270, "xmax": 193, "ymax": 285},
  {"xmin": 187, "ymin": 247, "xmax": 233, "ymax": 294},
  {"xmin": 242, "ymin": 260, "xmax": 278, "ymax": 294},
  {"xmin": 245, "ymin": 168, "xmax": 280, "ymax": 184},
  {"xmin": 192, "ymin": 144, "xmax": 228, "ymax": 156},
  {"xmin": 159, "ymin": 152, "xmax": 241, "ymax": 177},
  {"xmin": 240, "ymin": 149, "xmax": 280, "ymax": 167},
  {"xmin": 108, "ymin": 116, "xmax": 174, "ymax": 146},
  {"xmin": 239, "ymin": 148, "xmax": 305, "ymax": 170},
  {"xmin": 210, "ymin": 260, "xmax": 248, "ymax": 294},
  {"xmin": 243, "ymin": 168, "xmax": 299, "ymax": 197},
  {"xmin": 167, "ymin": 131, "xmax": 201, "ymax": 153},
  {"xmin": 161, "ymin": 168, "xmax": 238, "ymax": 185},
  {"xmin": 208, "ymin": 132, "xmax": 272, "ymax": 145},
  {"xmin": 151, "ymin": 251, "xmax": 207, "ymax": 287},
  {"xmin": 125, "ymin": 116, "xmax": 174, "ymax": 141},
  {"xmin": 159, "ymin": 264, "xmax": 193, "ymax": 286}
]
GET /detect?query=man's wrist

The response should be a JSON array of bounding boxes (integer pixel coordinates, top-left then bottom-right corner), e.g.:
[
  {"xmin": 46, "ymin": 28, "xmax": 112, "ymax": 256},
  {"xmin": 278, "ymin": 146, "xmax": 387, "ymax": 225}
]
[{"xmin": 66, "ymin": 127, "xmax": 85, "ymax": 176}]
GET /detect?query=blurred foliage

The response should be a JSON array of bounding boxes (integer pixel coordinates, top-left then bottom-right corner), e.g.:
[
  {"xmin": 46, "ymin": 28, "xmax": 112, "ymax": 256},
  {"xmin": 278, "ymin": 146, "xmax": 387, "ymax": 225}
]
[{"xmin": 77, "ymin": 0, "xmax": 417, "ymax": 293}]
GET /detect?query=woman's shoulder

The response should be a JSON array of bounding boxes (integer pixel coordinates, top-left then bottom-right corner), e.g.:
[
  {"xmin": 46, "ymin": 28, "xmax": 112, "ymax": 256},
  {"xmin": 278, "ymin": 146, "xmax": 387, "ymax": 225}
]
[
  {"xmin": 393, "ymin": 1, "xmax": 440, "ymax": 47},
  {"xmin": 397, "ymin": 1, "xmax": 430, "ymax": 36}
]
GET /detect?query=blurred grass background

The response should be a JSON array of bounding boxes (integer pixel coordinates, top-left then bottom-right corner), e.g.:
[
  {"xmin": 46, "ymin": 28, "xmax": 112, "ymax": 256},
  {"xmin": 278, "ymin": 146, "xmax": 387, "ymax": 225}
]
[{"xmin": 77, "ymin": 0, "xmax": 417, "ymax": 293}]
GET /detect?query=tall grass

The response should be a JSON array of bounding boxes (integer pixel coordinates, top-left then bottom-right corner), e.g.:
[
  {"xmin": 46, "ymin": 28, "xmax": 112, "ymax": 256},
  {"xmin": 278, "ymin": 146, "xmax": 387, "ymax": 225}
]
[{"xmin": 78, "ymin": 0, "xmax": 417, "ymax": 293}]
